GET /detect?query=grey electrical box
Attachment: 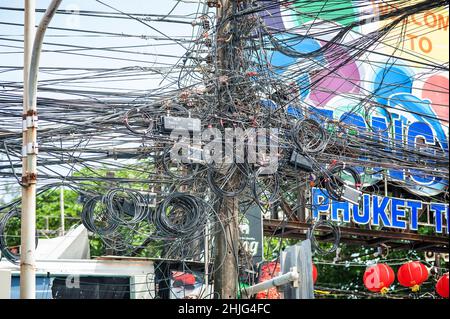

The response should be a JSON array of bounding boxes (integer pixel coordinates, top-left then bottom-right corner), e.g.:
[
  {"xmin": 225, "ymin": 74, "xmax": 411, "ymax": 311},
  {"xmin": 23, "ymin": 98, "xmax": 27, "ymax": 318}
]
[
  {"xmin": 161, "ymin": 116, "xmax": 201, "ymax": 133},
  {"xmin": 290, "ymin": 151, "xmax": 314, "ymax": 172},
  {"xmin": 187, "ymin": 146, "xmax": 204, "ymax": 163},
  {"xmin": 341, "ymin": 184, "xmax": 362, "ymax": 205},
  {"xmin": 280, "ymin": 240, "xmax": 314, "ymax": 299}
]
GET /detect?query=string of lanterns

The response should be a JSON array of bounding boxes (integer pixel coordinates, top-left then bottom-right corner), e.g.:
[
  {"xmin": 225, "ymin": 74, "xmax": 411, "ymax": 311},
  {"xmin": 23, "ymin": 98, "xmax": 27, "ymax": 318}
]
[
  {"xmin": 362, "ymin": 262, "xmax": 449, "ymax": 298},
  {"xmin": 251, "ymin": 261, "xmax": 447, "ymax": 299}
]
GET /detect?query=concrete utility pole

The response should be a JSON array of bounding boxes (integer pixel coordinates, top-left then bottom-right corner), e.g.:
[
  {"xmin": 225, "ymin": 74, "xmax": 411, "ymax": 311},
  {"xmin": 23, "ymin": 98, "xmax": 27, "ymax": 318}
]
[
  {"xmin": 20, "ymin": 0, "xmax": 35, "ymax": 299},
  {"xmin": 21, "ymin": 0, "xmax": 62, "ymax": 299},
  {"xmin": 213, "ymin": 0, "xmax": 240, "ymax": 299}
]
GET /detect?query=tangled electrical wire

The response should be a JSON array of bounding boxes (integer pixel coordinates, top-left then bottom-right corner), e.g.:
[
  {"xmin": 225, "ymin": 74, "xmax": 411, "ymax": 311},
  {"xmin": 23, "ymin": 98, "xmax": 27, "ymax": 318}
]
[
  {"xmin": 0, "ymin": 0, "xmax": 448, "ymax": 298},
  {"xmin": 0, "ymin": 208, "xmax": 38, "ymax": 264},
  {"xmin": 308, "ymin": 219, "xmax": 341, "ymax": 255},
  {"xmin": 152, "ymin": 192, "xmax": 207, "ymax": 238}
]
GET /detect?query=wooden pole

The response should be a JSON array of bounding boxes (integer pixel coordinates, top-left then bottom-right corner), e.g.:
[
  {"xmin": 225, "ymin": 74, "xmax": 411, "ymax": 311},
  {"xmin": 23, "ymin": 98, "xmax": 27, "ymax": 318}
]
[{"xmin": 213, "ymin": 0, "xmax": 239, "ymax": 299}]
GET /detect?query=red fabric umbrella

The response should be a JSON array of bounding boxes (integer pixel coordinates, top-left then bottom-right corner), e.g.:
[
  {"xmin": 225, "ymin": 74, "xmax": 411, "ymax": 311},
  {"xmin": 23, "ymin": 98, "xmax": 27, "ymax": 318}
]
[{"xmin": 172, "ymin": 271, "xmax": 196, "ymax": 286}]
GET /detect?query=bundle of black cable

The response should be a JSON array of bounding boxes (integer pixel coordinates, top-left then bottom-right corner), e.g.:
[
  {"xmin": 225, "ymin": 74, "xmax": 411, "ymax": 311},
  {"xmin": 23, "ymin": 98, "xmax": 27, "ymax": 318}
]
[
  {"xmin": 291, "ymin": 118, "xmax": 327, "ymax": 154},
  {"xmin": 152, "ymin": 192, "xmax": 205, "ymax": 238},
  {"xmin": 324, "ymin": 164, "xmax": 361, "ymax": 202},
  {"xmin": 0, "ymin": 209, "xmax": 38, "ymax": 264}
]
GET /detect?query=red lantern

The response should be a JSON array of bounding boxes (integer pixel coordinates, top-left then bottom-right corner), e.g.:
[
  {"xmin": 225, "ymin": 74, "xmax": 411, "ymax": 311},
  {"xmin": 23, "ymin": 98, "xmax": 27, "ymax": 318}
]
[
  {"xmin": 312, "ymin": 263, "xmax": 318, "ymax": 284},
  {"xmin": 363, "ymin": 264, "xmax": 395, "ymax": 294},
  {"xmin": 436, "ymin": 273, "xmax": 449, "ymax": 299},
  {"xmin": 397, "ymin": 261, "xmax": 428, "ymax": 291}
]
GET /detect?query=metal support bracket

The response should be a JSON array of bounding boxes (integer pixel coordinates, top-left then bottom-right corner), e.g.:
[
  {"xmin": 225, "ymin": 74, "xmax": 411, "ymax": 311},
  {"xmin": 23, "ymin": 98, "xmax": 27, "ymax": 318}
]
[{"xmin": 26, "ymin": 142, "xmax": 39, "ymax": 155}]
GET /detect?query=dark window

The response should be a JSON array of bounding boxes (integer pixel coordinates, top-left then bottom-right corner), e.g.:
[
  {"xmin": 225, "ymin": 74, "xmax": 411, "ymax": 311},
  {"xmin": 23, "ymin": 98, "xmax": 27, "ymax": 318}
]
[{"xmin": 51, "ymin": 276, "xmax": 130, "ymax": 299}]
